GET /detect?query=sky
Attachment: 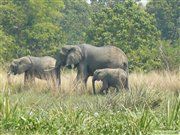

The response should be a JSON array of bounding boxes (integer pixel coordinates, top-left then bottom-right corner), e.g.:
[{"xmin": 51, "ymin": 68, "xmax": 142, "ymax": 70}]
[
  {"xmin": 139, "ymin": 0, "xmax": 148, "ymax": 6},
  {"xmin": 86, "ymin": 0, "xmax": 148, "ymax": 6}
]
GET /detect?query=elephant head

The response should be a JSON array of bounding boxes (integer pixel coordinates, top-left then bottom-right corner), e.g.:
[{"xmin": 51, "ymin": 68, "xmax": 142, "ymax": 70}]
[
  {"xmin": 57, "ymin": 45, "xmax": 83, "ymax": 69},
  {"xmin": 55, "ymin": 45, "xmax": 82, "ymax": 86},
  {"xmin": 92, "ymin": 69, "xmax": 107, "ymax": 94},
  {"xmin": 93, "ymin": 69, "xmax": 107, "ymax": 81},
  {"xmin": 8, "ymin": 56, "xmax": 32, "ymax": 75}
]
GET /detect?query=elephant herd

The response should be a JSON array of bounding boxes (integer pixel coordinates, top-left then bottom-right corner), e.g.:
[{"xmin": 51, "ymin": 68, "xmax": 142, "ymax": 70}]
[{"xmin": 8, "ymin": 44, "xmax": 129, "ymax": 94}]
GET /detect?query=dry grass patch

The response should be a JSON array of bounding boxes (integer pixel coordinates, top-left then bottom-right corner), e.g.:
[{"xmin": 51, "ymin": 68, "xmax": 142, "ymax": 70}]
[
  {"xmin": 130, "ymin": 71, "xmax": 180, "ymax": 92},
  {"xmin": 0, "ymin": 69, "xmax": 179, "ymax": 94}
]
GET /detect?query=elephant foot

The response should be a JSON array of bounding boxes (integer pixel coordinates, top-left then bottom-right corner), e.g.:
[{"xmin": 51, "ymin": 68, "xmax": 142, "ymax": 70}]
[{"xmin": 99, "ymin": 90, "xmax": 107, "ymax": 95}]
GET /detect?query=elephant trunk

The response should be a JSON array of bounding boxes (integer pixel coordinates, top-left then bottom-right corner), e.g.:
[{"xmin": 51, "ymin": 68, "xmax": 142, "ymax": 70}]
[{"xmin": 92, "ymin": 77, "xmax": 96, "ymax": 95}]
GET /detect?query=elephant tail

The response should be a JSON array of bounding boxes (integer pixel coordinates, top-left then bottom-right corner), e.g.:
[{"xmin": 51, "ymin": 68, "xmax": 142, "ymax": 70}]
[
  {"xmin": 55, "ymin": 65, "xmax": 61, "ymax": 86},
  {"xmin": 125, "ymin": 77, "xmax": 129, "ymax": 91},
  {"xmin": 92, "ymin": 77, "xmax": 96, "ymax": 95},
  {"xmin": 123, "ymin": 62, "xmax": 129, "ymax": 91}
]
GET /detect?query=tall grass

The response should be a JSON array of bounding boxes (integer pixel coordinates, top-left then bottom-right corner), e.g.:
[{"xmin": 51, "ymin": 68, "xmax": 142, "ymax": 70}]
[{"xmin": 0, "ymin": 70, "xmax": 179, "ymax": 134}]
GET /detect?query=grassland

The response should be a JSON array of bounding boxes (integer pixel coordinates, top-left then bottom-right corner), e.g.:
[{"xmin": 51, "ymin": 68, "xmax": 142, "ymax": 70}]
[{"xmin": 0, "ymin": 70, "xmax": 179, "ymax": 135}]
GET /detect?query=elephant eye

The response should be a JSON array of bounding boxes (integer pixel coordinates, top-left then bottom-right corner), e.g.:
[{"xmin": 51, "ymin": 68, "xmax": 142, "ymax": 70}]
[
  {"xmin": 19, "ymin": 61, "xmax": 22, "ymax": 65},
  {"xmin": 96, "ymin": 71, "xmax": 100, "ymax": 75}
]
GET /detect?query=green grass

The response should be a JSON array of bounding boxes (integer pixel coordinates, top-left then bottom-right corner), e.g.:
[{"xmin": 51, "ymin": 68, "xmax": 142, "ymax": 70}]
[
  {"xmin": 0, "ymin": 88, "xmax": 179, "ymax": 135},
  {"xmin": 0, "ymin": 71, "xmax": 180, "ymax": 134}
]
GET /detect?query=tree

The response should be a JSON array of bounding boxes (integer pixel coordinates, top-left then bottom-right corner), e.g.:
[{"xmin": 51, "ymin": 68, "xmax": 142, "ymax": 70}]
[
  {"xmin": 0, "ymin": 27, "xmax": 17, "ymax": 63},
  {"xmin": 159, "ymin": 40, "xmax": 180, "ymax": 70},
  {"xmin": 146, "ymin": 0, "xmax": 179, "ymax": 41},
  {"xmin": 61, "ymin": 0, "xmax": 91, "ymax": 44},
  {"xmin": 87, "ymin": 0, "xmax": 162, "ymax": 71},
  {"xmin": 0, "ymin": 0, "xmax": 64, "ymax": 59}
]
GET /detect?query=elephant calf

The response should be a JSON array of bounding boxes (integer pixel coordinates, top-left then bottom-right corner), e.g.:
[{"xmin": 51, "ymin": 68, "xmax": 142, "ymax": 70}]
[
  {"xmin": 92, "ymin": 68, "xmax": 129, "ymax": 94},
  {"xmin": 8, "ymin": 56, "xmax": 59, "ymax": 85}
]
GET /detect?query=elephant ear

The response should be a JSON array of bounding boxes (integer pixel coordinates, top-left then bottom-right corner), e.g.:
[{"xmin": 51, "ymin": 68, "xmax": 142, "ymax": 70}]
[
  {"xmin": 93, "ymin": 69, "xmax": 106, "ymax": 80},
  {"xmin": 12, "ymin": 59, "xmax": 19, "ymax": 65},
  {"xmin": 97, "ymin": 70, "xmax": 107, "ymax": 80},
  {"xmin": 16, "ymin": 57, "xmax": 32, "ymax": 74},
  {"xmin": 66, "ymin": 46, "xmax": 83, "ymax": 66},
  {"xmin": 61, "ymin": 45, "xmax": 75, "ymax": 54},
  {"xmin": 94, "ymin": 70, "xmax": 100, "ymax": 76}
]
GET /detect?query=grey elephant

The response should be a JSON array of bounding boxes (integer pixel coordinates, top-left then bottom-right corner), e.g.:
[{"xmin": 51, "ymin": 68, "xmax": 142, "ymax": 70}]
[
  {"xmin": 8, "ymin": 56, "xmax": 58, "ymax": 85},
  {"xmin": 92, "ymin": 68, "xmax": 129, "ymax": 94},
  {"xmin": 55, "ymin": 44, "xmax": 128, "ymax": 87}
]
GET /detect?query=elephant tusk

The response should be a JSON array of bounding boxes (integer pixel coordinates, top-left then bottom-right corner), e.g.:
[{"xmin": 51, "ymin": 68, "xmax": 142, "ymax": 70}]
[
  {"xmin": 71, "ymin": 64, "xmax": 74, "ymax": 69},
  {"xmin": 7, "ymin": 71, "xmax": 12, "ymax": 76}
]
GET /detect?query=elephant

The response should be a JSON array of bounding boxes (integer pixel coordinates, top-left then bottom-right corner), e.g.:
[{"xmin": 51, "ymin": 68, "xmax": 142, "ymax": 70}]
[
  {"xmin": 92, "ymin": 68, "xmax": 129, "ymax": 94},
  {"xmin": 7, "ymin": 56, "xmax": 59, "ymax": 85},
  {"xmin": 55, "ymin": 44, "xmax": 128, "ymax": 87}
]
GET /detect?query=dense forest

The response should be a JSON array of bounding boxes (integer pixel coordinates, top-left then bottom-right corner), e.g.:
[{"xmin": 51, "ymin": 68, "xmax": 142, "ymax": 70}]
[{"xmin": 0, "ymin": 0, "xmax": 179, "ymax": 71}]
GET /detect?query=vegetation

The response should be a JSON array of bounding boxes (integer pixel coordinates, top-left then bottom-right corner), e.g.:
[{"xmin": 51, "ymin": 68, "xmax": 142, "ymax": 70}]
[
  {"xmin": 0, "ymin": 0, "xmax": 179, "ymax": 134},
  {"xmin": 61, "ymin": 0, "xmax": 91, "ymax": 44},
  {"xmin": 0, "ymin": 70, "xmax": 179, "ymax": 134},
  {"xmin": 0, "ymin": 0, "xmax": 64, "ymax": 59},
  {"xmin": 0, "ymin": 0, "xmax": 179, "ymax": 71},
  {"xmin": 146, "ymin": 0, "xmax": 179, "ymax": 41},
  {"xmin": 87, "ymin": 1, "xmax": 161, "ymax": 71}
]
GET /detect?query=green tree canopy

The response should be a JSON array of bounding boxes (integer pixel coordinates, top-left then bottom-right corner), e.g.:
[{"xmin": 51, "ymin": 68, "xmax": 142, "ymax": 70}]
[
  {"xmin": 0, "ymin": 27, "xmax": 16, "ymax": 62},
  {"xmin": 61, "ymin": 0, "xmax": 91, "ymax": 44},
  {"xmin": 146, "ymin": 0, "xmax": 179, "ymax": 41},
  {"xmin": 0, "ymin": 0, "xmax": 64, "ymax": 58},
  {"xmin": 87, "ymin": 0, "xmax": 161, "ymax": 71}
]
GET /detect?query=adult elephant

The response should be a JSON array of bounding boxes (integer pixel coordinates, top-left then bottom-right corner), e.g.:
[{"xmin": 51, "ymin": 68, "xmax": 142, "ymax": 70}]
[
  {"xmin": 8, "ymin": 56, "xmax": 58, "ymax": 85},
  {"xmin": 55, "ymin": 44, "xmax": 128, "ymax": 87}
]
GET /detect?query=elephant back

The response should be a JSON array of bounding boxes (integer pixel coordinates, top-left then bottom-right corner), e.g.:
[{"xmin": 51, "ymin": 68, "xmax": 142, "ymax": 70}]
[{"xmin": 31, "ymin": 56, "xmax": 56, "ymax": 71}]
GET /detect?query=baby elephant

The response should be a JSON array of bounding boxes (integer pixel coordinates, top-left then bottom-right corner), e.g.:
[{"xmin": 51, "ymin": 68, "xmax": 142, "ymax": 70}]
[
  {"xmin": 7, "ymin": 56, "xmax": 58, "ymax": 85},
  {"xmin": 92, "ymin": 68, "xmax": 129, "ymax": 94}
]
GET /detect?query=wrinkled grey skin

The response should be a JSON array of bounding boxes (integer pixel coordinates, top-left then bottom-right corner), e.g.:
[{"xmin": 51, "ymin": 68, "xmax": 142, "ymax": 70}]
[
  {"xmin": 55, "ymin": 44, "xmax": 128, "ymax": 87},
  {"xmin": 8, "ymin": 56, "xmax": 58, "ymax": 84},
  {"xmin": 92, "ymin": 68, "xmax": 129, "ymax": 94}
]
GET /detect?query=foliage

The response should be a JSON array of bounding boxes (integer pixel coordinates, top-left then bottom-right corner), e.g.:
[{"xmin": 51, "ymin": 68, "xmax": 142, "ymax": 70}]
[
  {"xmin": 146, "ymin": 0, "xmax": 180, "ymax": 41},
  {"xmin": 61, "ymin": 0, "xmax": 91, "ymax": 44},
  {"xmin": 0, "ymin": 27, "xmax": 17, "ymax": 63},
  {"xmin": 159, "ymin": 40, "xmax": 180, "ymax": 70},
  {"xmin": 0, "ymin": 0, "xmax": 64, "ymax": 58},
  {"xmin": 0, "ymin": 85, "xmax": 179, "ymax": 134},
  {"xmin": 0, "ymin": 0, "xmax": 179, "ymax": 71},
  {"xmin": 87, "ymin": 0, "xmax": 161, "ymax": 71}
]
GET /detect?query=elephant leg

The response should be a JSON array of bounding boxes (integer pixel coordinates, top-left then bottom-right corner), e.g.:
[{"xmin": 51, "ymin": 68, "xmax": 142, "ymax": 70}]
[
  {"xmin": 84, "ymin": 75, "xmax": 89, "ymax": 87},
  {"xmin": 24, "ymin": 71, "xmax": 35, "ymax": 84},
  {"xmin": 55, "ymin": 66, "xmax": 61, "ymax": 88},
  {"xmin": 76, "ymin": 64, "xmax": 88, "ymax": 87},
  {"xmin": 49, "ymin": 70, "xmax": 57, "ymax": 88},
  {"xmin": 115, "ymin": 85, "xmax": 121, "ymax": 93},
  {"xmin": 50, "ymin": 70, "xmax": 60, "ymax": 93},
  {"xmin": 99, "ymin": 80, "xmax": 109, "ymax": 94},
  {"xmin": 24, "ymin": 72, "xmax": 30, "ymax": 84},
  {"xmin": 76, "ymin": 73, "xmax": 89, "ymax": 90}
]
